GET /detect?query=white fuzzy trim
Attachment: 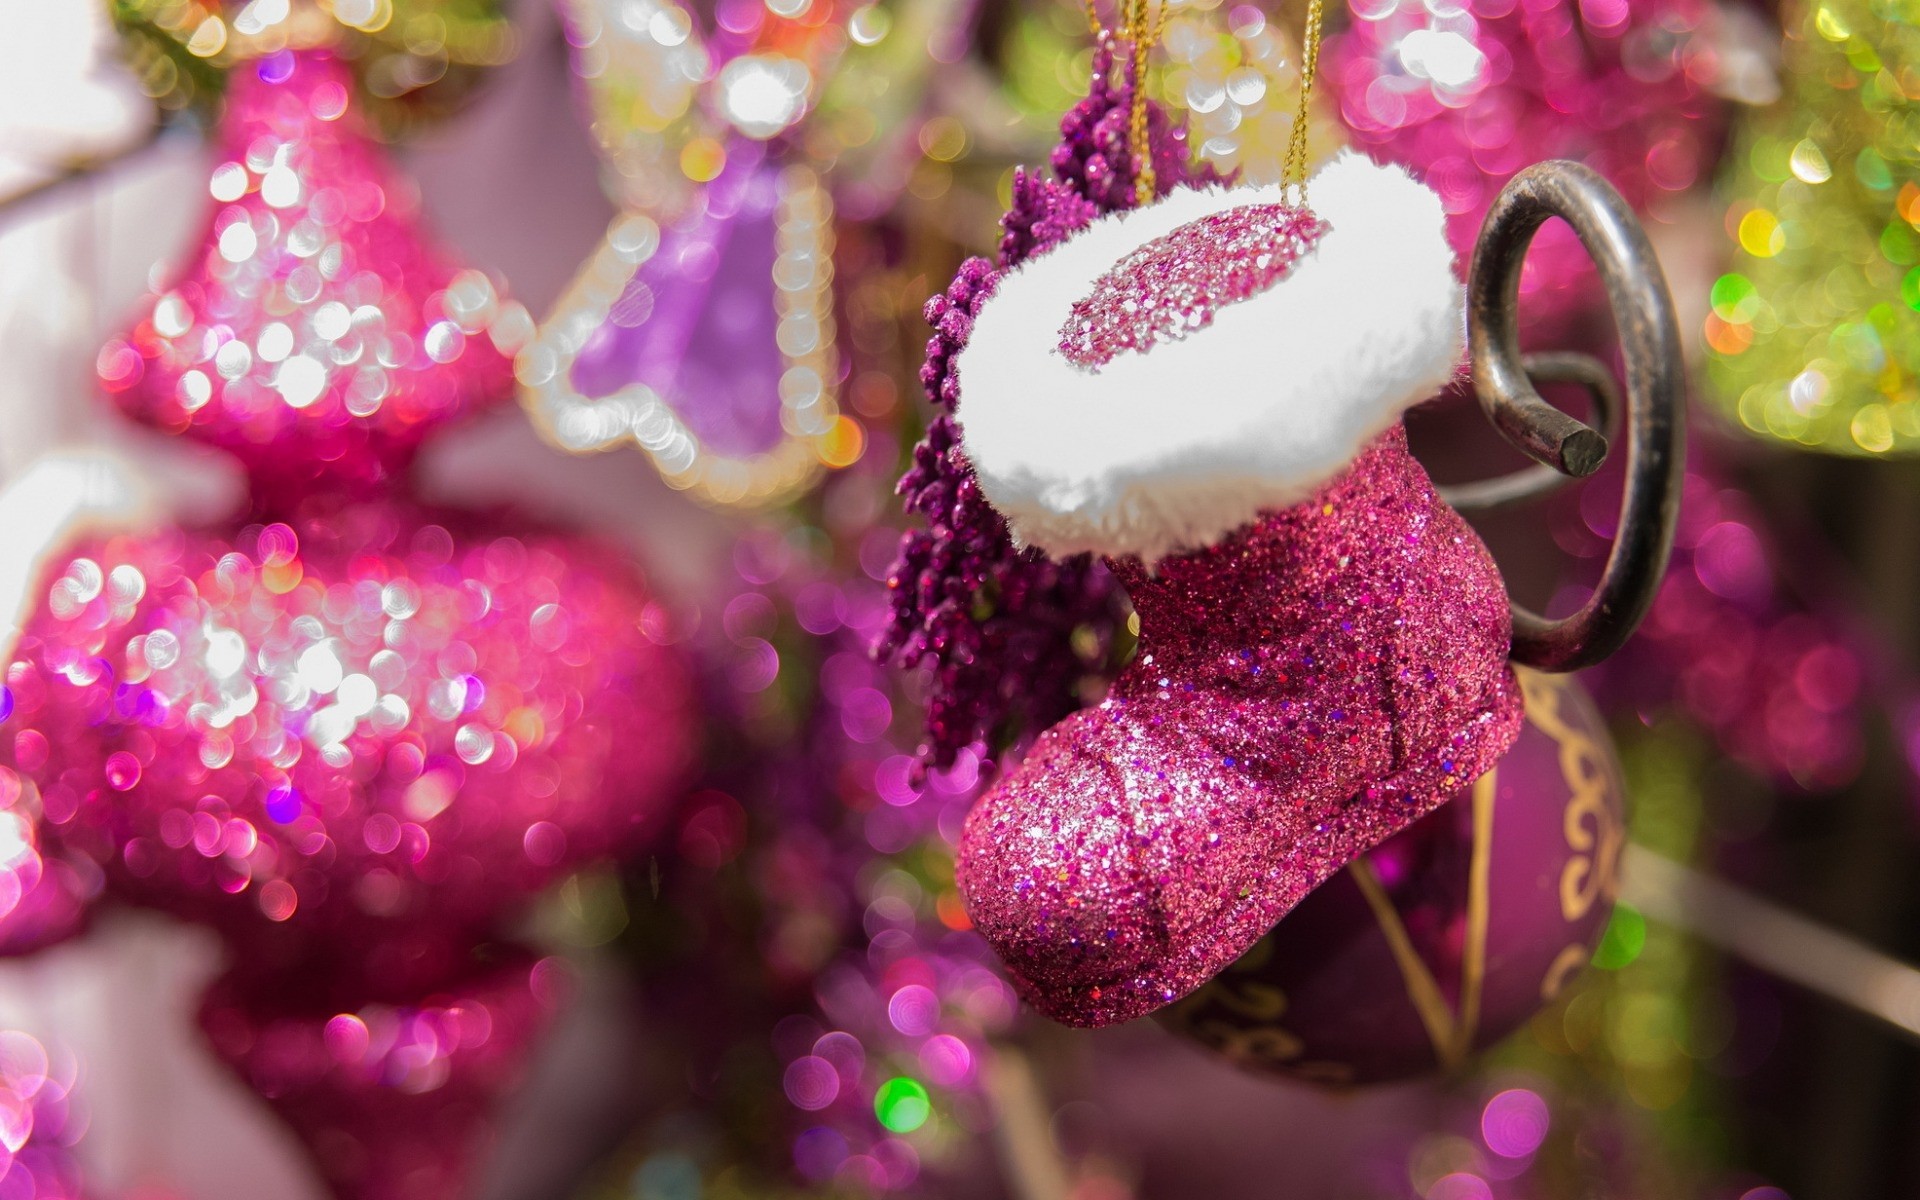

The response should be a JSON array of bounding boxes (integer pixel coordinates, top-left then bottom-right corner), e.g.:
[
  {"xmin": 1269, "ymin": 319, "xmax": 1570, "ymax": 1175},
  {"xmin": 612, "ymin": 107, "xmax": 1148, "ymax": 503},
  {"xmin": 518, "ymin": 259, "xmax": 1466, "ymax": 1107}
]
[{"xmin": 953, "ymin": 151, "xmax": 1463, "ymax": 563}]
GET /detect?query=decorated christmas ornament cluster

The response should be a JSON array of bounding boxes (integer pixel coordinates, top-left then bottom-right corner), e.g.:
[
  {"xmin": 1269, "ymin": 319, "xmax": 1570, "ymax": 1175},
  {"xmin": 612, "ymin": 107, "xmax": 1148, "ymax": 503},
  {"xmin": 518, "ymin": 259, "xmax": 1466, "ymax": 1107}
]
[{"xmin": 0, "ymin": 0, "xmax": 1902, "ymax": 1194}]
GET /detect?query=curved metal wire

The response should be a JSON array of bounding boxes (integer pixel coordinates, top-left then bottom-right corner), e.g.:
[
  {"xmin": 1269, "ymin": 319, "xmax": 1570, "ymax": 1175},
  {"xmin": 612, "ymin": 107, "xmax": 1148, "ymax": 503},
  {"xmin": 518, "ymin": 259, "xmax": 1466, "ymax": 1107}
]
[
  {"xmin": 1466, "ymin": 160, "xmax": 1684, "ymax": 673},
  {"xmin": 1437, "ymin": 350, "xmax": 1620, "ymax": 514}
]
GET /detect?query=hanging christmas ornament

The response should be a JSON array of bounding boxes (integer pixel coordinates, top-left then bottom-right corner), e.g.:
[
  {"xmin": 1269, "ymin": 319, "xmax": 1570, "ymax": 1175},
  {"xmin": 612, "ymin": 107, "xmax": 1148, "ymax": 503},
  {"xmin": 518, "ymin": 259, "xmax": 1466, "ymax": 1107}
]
[
  {"xmin": 1704, "ymin": 0, "xmax": 1920, "ymax": 455},
  {"xmin": 888, "ymin": 0, "xmax": 1684, "ymax": 1079},
  {"xmin": 517, "ymin": 0, "xmax": 857, "ymax": 508},
  {"xmin": 1323, "ymin": 0, "xmax": 1726, "ymax": 339},
  {"xmin": 0, "ymin": 46, "xmax": 695, "ymax": 1199},
  {"xmin": 17, "ymin": 49, "xmax": 697, "ymax": 968},
  {"xmin": 111, "ymin": 0, "xmax": 515, "ymax": 126}
]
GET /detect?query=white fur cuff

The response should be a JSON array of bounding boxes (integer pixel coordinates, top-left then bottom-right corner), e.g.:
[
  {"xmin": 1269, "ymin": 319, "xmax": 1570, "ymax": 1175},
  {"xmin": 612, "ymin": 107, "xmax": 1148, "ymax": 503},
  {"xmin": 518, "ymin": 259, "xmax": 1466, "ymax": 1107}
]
[{"xmin": 953, "ymin": 151, "xmax": 1465, "ymax": 564}]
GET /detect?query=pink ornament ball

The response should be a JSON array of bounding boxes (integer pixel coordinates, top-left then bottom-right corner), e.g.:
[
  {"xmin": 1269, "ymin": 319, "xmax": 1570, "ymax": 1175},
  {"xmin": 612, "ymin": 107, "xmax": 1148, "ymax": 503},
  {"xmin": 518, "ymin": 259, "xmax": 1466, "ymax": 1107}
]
[
  {"xmin": 1158, "ymin": 669, "xmax": 1626, "ymax": 1085},
  {"xmin": 0, "ymin": 501, "xmax": 694, "ymax": 991}
]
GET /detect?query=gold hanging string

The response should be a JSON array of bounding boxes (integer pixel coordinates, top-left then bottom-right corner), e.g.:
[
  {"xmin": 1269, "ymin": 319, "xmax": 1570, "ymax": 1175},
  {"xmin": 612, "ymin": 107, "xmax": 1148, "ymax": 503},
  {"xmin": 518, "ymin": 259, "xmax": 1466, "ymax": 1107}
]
[
  {"xmin": 1126, "ymin": 0, "xmax": 1157, "ymax": 205},
  {"xmin": 1281, "ymin": 0, "xmax": 1327, "ymax": 205},
  {"xmin": 1082, "ymin": 1, "xmax": 1163, "ymax": 206}
]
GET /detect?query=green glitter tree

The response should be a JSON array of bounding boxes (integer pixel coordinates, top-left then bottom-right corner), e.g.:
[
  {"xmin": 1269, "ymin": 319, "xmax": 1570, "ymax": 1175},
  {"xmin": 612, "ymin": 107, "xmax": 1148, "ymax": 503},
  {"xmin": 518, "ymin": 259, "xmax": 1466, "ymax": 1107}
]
[{"xmin": 1705, "ymin": 0, "xmax": 1920, "ymax": 455}]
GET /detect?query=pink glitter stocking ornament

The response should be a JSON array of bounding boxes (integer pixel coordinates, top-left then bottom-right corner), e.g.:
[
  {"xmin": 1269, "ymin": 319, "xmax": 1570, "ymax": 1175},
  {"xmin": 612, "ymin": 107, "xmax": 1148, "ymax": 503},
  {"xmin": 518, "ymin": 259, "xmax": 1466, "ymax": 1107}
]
[
  {"xmin": 0, "ymin": 48, "xmax": 696, "ymax": 1198},
  {"xmin": 943, "ymin": 150, "xmax": 1519, "ymax": 1026},
  {"xmin": 937, "ymin": 149, "xmax": 1683, "ymax": 1033}
]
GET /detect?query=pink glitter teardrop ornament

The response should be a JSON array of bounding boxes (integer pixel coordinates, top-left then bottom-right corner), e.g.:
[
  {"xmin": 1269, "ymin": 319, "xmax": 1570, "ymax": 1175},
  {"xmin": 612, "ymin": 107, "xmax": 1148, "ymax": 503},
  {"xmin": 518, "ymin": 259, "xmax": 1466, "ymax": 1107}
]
[
  {"xmin": 0, "ymin": 42, "xmax": 698, "ymax": 1199},
  {"xmin": 98, "ymin": 50, "xmax": 521, "ymax": 506}
]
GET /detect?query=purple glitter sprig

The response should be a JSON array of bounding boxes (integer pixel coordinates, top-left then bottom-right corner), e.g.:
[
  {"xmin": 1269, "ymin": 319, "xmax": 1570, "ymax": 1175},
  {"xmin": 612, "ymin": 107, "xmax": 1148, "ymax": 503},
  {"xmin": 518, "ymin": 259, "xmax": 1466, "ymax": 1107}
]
[{"xmin": 877, "ymin": 37, "xmax": 1221, "ymax": 768}]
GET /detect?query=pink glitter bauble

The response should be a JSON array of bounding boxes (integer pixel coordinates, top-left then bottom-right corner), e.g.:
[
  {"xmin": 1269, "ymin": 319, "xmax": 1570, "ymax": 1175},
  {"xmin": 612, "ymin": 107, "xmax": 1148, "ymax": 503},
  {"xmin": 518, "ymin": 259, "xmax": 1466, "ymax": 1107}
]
[
  {"xmin": 955, "ymin": 429, "xmax": 1523, "ymax": 1027},
  {"xmin": 96, "ymin": 48, "xmax": 519, "ymax": 506},
  {"xmin": 0, "ymin": 503, "xmax": 692, "ymax": 994},
  {"xmin": 200, "ymin": 951, "xmax": 556, "ymax": 1200},
  {"xmin": 1159, "ymin": 668, "xmax": 1625, "ymax": 1085}
]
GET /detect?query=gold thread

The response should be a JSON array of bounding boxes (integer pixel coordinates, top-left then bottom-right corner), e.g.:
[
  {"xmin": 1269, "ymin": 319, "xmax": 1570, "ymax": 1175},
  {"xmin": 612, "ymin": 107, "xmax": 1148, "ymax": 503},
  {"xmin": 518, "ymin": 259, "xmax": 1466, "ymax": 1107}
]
[
  {"xmin": 1281, "ymin": 0, "xmax": 1326, "ymax": 204},
  {"xmin": 1207, "ymin": 979, "xmax": 1288, "ymax": 1022},
  {"xmin": 1349, "ymin": 858, "xmax": 1461, "ymax": 1068},
  {"xmin": 1450, "ymin": 767, "xmax": 1499, "ymax": 1063},
  {"xmin": 1194, "ymin": 1019, "xmax": 1305, "ymax": 1067},
  {"xmin": 1126, "ymin": 0, "xmax": 1158, "ymax": 206}
]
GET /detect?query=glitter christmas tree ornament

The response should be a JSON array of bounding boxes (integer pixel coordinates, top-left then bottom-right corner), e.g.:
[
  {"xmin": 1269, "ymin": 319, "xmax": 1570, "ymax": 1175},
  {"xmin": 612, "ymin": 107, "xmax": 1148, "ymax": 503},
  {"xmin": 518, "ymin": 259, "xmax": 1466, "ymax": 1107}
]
[
  {"xmin": 902, "ymin": 0, "xmax": 1683, "ymax": 1035},
  {"xmin": 2, "ymin": 48, "xmax": 696, "ymax": 977},
  {"xmin": 517, "ymin": 0, "xmax": 852, "ymax": 508},
  {"xmin": 952, "ymin": 151, "xmax": 1530, "ymax": 1026}
]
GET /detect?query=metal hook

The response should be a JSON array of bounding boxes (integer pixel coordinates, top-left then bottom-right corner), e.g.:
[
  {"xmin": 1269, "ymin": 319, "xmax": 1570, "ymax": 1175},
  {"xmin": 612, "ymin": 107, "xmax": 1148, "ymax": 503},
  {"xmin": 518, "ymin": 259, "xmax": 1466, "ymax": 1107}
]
[
  {"xmin": 1438, "ymin": 350, "xmax": 1620, "ymax": 513},
  {"xmin": 1466, "ymin": 160, "xmax": 1685, "ymax": 674}
]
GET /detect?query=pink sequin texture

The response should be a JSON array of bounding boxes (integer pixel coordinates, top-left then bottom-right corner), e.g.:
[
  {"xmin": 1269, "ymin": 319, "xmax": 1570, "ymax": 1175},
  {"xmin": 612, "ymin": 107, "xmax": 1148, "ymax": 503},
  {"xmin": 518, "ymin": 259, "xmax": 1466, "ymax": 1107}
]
[
  {"xmin": 955, "ymin": 428, "xmax": 1522, "ymax": 1027},
  {"xmin": 97, "ymin": 50, "xmax": 516, "ymax": 505},
  {"xmin": 0, "ymin": 505, "xmax": 693, "ymax": 993},
  {"xmin": 200, "ymin": 951, "xmax": 553, "ymax": 1200},
  {"xmin": 1059, "ymin": 204, "xmax": 1328, "ymax": 371}
]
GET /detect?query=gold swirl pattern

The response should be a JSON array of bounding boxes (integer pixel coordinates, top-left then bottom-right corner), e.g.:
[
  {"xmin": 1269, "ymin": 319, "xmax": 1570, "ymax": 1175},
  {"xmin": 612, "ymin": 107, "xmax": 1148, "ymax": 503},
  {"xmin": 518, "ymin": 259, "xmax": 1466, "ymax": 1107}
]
[{"xmin": 1517, "ymin": 669, "xmax": 1624, "ymax": 925}]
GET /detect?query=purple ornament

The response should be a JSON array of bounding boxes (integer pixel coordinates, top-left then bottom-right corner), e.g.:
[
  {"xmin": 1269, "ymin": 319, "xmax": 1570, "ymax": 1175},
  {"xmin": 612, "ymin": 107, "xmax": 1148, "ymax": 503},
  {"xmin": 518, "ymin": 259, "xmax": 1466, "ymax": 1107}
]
[
  {"xmin": 521, "ymin": 141, "xmax": 840, "ymax": 506},
  {"xmin": 1158, "ymin": 669, "xmax": 1625, "ymax": 1085}
]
